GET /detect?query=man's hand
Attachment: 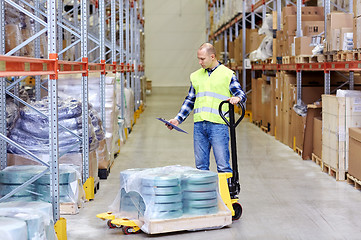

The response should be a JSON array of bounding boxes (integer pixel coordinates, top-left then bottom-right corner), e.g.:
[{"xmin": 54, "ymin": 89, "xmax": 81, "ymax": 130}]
[
  {"xmin": 167, "ymin": 119, "xmax": 180, "ymax": 130},
  {"xmin": 227, "ymin": 97, "xmax": 241, "ymax": 105}
]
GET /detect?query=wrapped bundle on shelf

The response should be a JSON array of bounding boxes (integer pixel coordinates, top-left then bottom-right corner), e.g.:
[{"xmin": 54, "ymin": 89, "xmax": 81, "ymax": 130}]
[
  {"xmin": 58, "ymin": 73, "xmax": 120, "ymax": 165},
  {"xmin": 123, "ymin": 87, "xmax": 135, "ymax": 129},
  {"xmin": 7, "ymin": 97, "xmax": 99, "ymax": 158},
  {"xmin": 0, "ymin": 217, "xmax": 28, "ymax": 240},
  {"xmin": 109, "ymin": 166, "xmax": 232, "ymax": 234},
  {"xmin": 0, "ymin": 164, "xmax": 84, "ymax": 215},
  {"xmin": 6, "ymin": 100, "xmax": 18, "ymax": 135},
  {"xmin": 0, "ymin": 201, "xmax": 58, "ymax": 240},
  {"xmin": 249, "ymin": 14, "xmax": 273, "ymax": 61}
]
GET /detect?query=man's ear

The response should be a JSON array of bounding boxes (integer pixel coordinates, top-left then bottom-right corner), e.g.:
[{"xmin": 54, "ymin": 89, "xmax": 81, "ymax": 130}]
[{"xmin": 211, "ymin": 54, "xmax": 215, "ymax": 60}]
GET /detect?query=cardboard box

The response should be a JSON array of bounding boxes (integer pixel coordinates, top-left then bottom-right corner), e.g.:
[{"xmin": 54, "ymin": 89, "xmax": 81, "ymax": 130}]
[
  {"xmin": 295, "ymin": 36, "xmax": 313, "ymax": 55},
  {"xmin": 313, "ymin": 117, "xmax": 322, "ymax": 158},
  {"xmin": 302, "ymin": 105, "xmax": 322, "ymax": 160},
  {"xmin": 354, "ymin": 0, "xmax": 361, "ymax": 17},
  {"xmin": 228, "ymin": 41, "xmax": 234, "ymax": 59},
  {"xmin": 354, "ymin": 17, "xmax": 361, "ymax": 49},
  {"xmin": 303, "ymin": 21, "xmax": 325, "ymax": 36},
  {"xmin": 251, "ymin": 78, "xmax": 258, "ymax": 122},
  {"xmin": 340, "ymin": 28, "xmax": 353, "ymax": 50},
  {"xmin": 349, "ymin": 127, "xmax": 361, "ymax": 180},
  {"xmin": 275, "ymin": 97, "xmax": 283, "ymax": 141},
  {"xmin": 326, "ymin": 12, "xmax": 353, "ymax": 50},
  {"xmin": 249, "ymin": 29, "xmax": 265, "ymax": 53},
  {"xmin": 283, "ymin": 15, "xmax": 325, "ymax": 36}
]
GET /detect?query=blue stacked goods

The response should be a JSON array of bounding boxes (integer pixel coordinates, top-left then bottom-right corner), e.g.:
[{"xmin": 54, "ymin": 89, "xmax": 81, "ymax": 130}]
[
  {"xmin": 182, "ymin": 170, "xmax": 219, "ymax": 215},
  {"xmin": 7, "ymin": 97, "xmax": 104, "ymax": 156},
  {"xmin": 0, "ymin": 165, "xmax": 79, "ymax": 204},
  {"xmin": 0, "ymin": 201, "xmax": 57, "ymax": 240},
  {"xmin": 141, "ymin": 174, "xmax": 183, "ymax": 219},
  {"xmin": 116, "ymin": 166, "xmax": 220, "ymax": 221}
]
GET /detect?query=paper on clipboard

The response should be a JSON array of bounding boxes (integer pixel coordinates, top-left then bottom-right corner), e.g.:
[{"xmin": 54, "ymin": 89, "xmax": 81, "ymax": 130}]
[{"xmin": 156, "ymin": 118, "xmax": 188, "ymax": 134}]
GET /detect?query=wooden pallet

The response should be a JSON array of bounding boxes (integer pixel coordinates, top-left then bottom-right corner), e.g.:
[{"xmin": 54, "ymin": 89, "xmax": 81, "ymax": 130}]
[
  {"xmin": 295, "ymin": 55, "xmax": 318, "ymax": 63},
  {"xmin": 321, "ymin": 162, "xmax": 346, "ymax": 181},
  {"xmin": 316, "ymin": 54, "xmax": 325, "ymax": 62},
  {"xmin": 311, "ymin": 153, "xmax": 322, "ymax": 168},
  {"xmin": 295, "ymin": 147, "xmax": 302, "ymax": 157},
  {"xmin": 353, "ymin": 51, "xmax": 361, "ymax": 61},
  {"xmin": 60, "ymin": 202, "xmax": 79, "ymax": 215},
  {"xmin": 346, "ymin": 173, "xmax": 361, "ymax": 190},
  {"xmin": 337, "ymin": 51, "xmax": 354, "ymax": 61},
  {"xmin": 324, "ymin": 51, "xmax": 337, "ymax": 62},
  {"xmin": 253, "ymin": 120, "xmax": 261, "ymax": 128},
  {"xmin": 146, "ymin": 201, "xmax": 232, "ymax": 234},
  {"xmin": 260, "ymin": 125, "xmax": 268, "ymax": 133},
  {"xmin": 261, "ymin": 58, "xmax": 273, "ymax": 64},
  {"xmin": 94, "ymin": 180, "xmax": 100, "ymax": 194}
]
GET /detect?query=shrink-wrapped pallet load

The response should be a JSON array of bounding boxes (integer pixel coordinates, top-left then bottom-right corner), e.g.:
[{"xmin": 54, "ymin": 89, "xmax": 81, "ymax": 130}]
[
  {"xmin": 0, "ymin": 201, "xmax": 58, "ymax": 240},
  {"xmin": 109, "ymin": 166, "xmax": 232, "ymax": 234}
]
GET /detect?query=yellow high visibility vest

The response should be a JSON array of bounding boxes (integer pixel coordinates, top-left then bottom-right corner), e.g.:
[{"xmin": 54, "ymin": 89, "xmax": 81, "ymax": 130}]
[{"xmin": 191, "ymin": 64, "xmax": 234, "ymax": 124}]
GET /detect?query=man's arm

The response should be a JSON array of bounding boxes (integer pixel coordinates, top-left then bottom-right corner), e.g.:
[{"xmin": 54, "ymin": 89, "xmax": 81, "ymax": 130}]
[
  {"xmin": 167, "ymin": 84, "xmax": 196, "ymax": 129},
  {"xmin": 228, "ymin": 73, "xmax": 247, "ymax": 105}
]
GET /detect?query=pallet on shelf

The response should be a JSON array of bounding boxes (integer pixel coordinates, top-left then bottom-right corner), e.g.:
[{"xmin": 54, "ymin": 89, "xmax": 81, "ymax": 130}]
[
  {"xmin": 311, "ymin": 153, "xmax": 322, "ymax": 168},
  {"xmin": 260, "ymin": 125, "xmax": 269, "ymax": 133},
  {"xmin": 324, "ymin": 51, "xmax": 337, "ymax": 62},
  {"xmin": 295, "ymin": 55, "xmax": 318, "ymax": 63},
  {"xmin": 295, "ymin": 147, "xmax": 302, "ymax": 157},
  {"xmin": 346, "ymin": 173, "xmax": 361, "ymax": 190},
  {"xmin": 60, "ymin": 202, "xmax": 81, "ymax": 215},
  {"xmin": 316, "ymin": 54, "xmax": 325, "ymax": 62},
  {"xmin": 282, "ymin": 56, "xmax": 296, "ymax": 64},
  {"xmin": 321, "ymin": 162, "xmax": 346, "ymax": 181},
  {"xmin": 337, "ymin": 50, "xmax": 354, "ymax": 62}
]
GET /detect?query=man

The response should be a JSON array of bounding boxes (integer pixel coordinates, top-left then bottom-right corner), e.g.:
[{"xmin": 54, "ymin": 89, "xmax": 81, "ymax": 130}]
[{"xmin": 168, "ymin": 43, "xmax": 246, "ymax": 173}]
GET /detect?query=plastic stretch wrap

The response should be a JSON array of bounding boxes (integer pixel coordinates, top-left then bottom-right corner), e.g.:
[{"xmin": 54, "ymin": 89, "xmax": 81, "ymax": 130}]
[
  {"xmin": 7, "ymin": 97, "xmax": 100, "ymax": 156},
  {"xmin": 0, "ymin": 217, "xmax": 28, "ymax": 240},
  {"xmin": 123, "ymin": 87, "xmax": 135, "ymax": 129},
  {"xmin": 0, "ymin": 201, "xmax": 57, "ymax": 240},
  {"xmin": 0, "ymin": 164, "xmax": 83, "ymax": 205},
  {"xmin": 6, "ymin": 100, "xmax": 18, "ymax": 134},
  {"xmin": 249, "ymin": 14, "xmax": 274, "ymax": 61},
  {"xmin": 58, "ymin": 74, "xmax": 118, "ymax": 158},
  {"xmin": 109, "ymin": 166, "xmax": 232, "ymax": 234}
]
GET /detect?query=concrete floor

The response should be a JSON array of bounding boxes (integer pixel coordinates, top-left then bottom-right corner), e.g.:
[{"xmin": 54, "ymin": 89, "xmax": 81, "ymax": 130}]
[{"xmin": 66, "ymin": 87, "xmax": 361, "ymax": 240}]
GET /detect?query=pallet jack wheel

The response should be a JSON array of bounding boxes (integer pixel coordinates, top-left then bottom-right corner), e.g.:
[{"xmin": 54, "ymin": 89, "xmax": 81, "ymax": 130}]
[
  {"xmin": 232, "ymin": 202, "xmax": 242, "ymax": 221},
  {"xmin": 107, "ymin": 220, "xmax": 118, "ymax": 229},
  {"xmin": 122, "ymin": 226, "xmax": 141, "ymax": 235}
]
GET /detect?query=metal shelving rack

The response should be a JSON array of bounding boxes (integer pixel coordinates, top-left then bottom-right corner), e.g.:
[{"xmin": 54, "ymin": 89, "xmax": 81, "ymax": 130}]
[
  {"xmin": 207, "ymin": 0, "xmax": 355, "ymax": 108},
  {"xmin": 0, "ymin": 0, "xmax": 145, "ymax": 232}
]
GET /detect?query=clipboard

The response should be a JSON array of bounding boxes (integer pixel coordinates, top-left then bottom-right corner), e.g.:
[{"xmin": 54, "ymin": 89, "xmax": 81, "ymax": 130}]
[{"xmin": 156, "ymin": 118, "xmax": 188, "ymax": 134}]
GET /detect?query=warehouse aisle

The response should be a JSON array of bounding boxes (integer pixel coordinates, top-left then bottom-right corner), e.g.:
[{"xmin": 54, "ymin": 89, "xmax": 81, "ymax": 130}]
[{"xmin": 66, "ymin": 87, "xmax": 361, "ymax": 240}]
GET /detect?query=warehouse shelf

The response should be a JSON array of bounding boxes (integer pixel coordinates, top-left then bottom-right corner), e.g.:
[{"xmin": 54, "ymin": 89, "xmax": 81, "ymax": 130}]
[
  {"xmin": 207, "ymin": 0, "xmax": 354, "ymax": 105},
  {"xmin": 252, "ymin": 61, "xmax": 361, "ymax": 72},
  {"xmin": 0, "ymin": 0, "xmax": 144, "ymax": 236}
]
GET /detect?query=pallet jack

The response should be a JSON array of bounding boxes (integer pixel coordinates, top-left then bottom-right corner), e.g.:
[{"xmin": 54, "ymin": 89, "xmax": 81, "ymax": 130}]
[
  {"xmin": 217, "ymin": 100, "xmax": 245, "ymax": 220},
  {"xmin": 97, "ymin": 100, "xmax": 245, "ymax": 234}
]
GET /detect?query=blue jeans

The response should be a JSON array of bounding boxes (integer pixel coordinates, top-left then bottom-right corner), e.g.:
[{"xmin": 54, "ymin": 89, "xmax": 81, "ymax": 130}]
[{"xmin": 193, "ymin": 121, "xmax": 232, "ymax": 173}]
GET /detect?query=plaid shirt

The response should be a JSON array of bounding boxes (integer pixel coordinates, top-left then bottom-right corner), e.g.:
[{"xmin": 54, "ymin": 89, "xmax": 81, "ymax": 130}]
[{"xmin": 175, "ymin": 63, "xmax": 247, "ymax": 124}]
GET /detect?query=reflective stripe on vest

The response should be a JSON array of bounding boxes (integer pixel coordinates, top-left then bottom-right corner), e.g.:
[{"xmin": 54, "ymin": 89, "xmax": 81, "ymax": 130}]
[
  {"xmin": 190, "ymin": 65, "xmax": 234, "ymax": 124},
  {"xmin": 194, "ymin": 106, "xmax": 229, "ymax": 117},
  {"xmin": 195, "ymin": 91, "xmax": 229, "ymax": 101}
]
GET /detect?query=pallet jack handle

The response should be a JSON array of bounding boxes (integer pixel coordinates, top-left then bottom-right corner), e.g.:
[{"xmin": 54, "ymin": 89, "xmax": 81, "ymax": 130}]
[{"xmin": 218, "ymin": 100, "xmax": 245, "ymax": 198}]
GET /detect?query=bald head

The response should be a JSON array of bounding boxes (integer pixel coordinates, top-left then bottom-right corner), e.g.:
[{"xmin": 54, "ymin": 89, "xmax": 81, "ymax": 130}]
[
  {"xmin": 197, "ymin": 43, "xmax": 218, "ymax": 69},
  {"xmin": 199, "ymin": 43, "xmax": 216, "ymax": 57}
]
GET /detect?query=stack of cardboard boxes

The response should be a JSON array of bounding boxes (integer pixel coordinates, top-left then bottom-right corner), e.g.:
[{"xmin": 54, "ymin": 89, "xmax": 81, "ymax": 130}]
[
  {"xmin": 353, "ymin": 0, "xmax": 361, "ymax": 49},
  {"xmin": 325, "ymin": 12, "xmax": 353, "ymax": 52},
  {"xmin": 275, "ymin": 6, "xmax": 324, "ymax": 57}
]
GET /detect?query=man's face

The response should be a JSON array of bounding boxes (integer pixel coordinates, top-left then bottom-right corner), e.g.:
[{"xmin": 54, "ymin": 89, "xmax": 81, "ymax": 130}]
[{"xmin": 197, "ymin": 49, "xmax": 214, "ymax": 69}]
